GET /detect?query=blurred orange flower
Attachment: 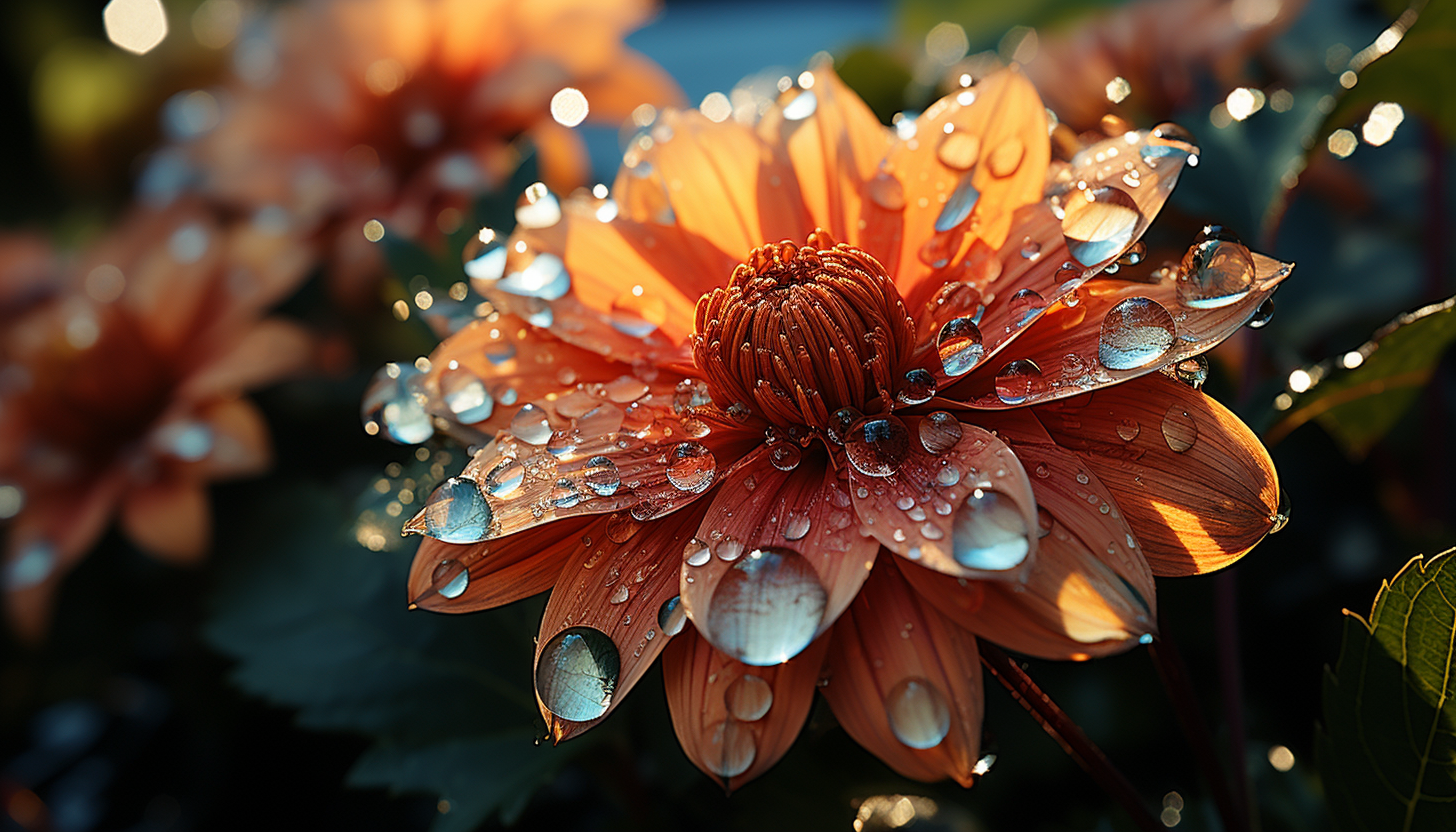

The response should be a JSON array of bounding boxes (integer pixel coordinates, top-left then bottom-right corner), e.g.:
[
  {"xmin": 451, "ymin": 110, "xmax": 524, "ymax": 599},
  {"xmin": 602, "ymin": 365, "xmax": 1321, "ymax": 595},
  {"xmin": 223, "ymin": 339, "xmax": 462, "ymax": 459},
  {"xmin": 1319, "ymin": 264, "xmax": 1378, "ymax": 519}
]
[
  {"xmin": 0, "ymin": 203, "xmax": 312, "ymax": 640},
  {"xmin": 176, "ymin": 0, "xmax": 683, "ymax": 300},
  {"xmin": 392, "ymin": 64, "xmax": 1289, "ymax": 787}
]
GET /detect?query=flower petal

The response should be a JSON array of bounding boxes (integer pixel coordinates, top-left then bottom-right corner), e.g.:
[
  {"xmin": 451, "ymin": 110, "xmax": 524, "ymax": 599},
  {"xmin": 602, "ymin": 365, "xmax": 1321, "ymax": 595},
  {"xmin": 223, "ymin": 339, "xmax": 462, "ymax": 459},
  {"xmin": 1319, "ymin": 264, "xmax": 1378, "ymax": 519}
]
[
  {"xmin": 662, "ymin": 626, "xmax": 830, "ymax": 791},
  {"xmin": 572, "ymin": 47, "xmax": 687, "ymax": 122},
  {"xmin": 534, "ymin": 503, "xmax": 708, "ymax": 742},
  {"xmin": 822, "ymin": 558, "xmax": 984, "ymax": 785},
  {"xmin": 120, "ymin": 479, "xmax": 211, "ymax": 565},
  {"xmin": 946, "ymin": 245, "xmax": 1291, "ymax": 408},
  {"xmin": 1029, "ymin": 373, "xmax": 1279, "ymax": 576},
  {"xmin": 179, "ymin": 318, "xmax": 314, "ymax": 402},
  {"xmin": 848, "ymin": 415, "xmax": 1038, "ymax": 582},
  {"xmin": 757, "ymin": 65, "xmax": 893, "ymax": 247},
  {"xmin": 680, "ymin": 445, "xmax": 878, "ymax": 666},
  {"xmin": 189, "ymin": 398, "xmax": 272, "ymax": 480},
  {"xmin": 408, "ymin": 514, "xmax": 604, "ymax": 612}
]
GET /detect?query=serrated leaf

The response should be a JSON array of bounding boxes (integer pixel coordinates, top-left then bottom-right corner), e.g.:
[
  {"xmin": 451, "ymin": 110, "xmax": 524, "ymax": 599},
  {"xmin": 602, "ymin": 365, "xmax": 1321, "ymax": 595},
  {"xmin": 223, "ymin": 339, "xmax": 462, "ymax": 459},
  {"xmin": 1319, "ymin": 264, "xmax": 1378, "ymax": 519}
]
[
  {"xmin": 1317, "ymin": 548, "xmax": 1456, "ymax": 832},
  {"xmin": 1264, "ymin": 296, "xmax": 1456, "ymax": 456},
  {"xmin": 206, "ymin": 484, "xmax": 586, "ymax": 825}
]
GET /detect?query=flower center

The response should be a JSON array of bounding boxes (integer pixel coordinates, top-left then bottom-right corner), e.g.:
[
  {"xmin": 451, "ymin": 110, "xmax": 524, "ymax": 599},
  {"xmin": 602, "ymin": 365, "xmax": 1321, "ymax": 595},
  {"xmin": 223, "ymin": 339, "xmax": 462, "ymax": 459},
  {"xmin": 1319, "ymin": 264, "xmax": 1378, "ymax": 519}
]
[{"xmin": 692, "ymin": 231, "xmax": 914, "ymax": 431}]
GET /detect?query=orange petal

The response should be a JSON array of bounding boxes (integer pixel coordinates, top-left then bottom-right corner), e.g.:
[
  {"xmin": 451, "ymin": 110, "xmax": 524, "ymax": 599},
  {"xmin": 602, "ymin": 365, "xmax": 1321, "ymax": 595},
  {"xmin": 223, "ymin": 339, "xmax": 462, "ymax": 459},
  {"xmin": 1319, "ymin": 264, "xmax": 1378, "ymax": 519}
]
[
  {"xmin": 184, "ymin": 397, "xmax": 272, "ymax": 480},
  {"xmin": 756, "ymin": 64, "xmax": 893, "ymax": 247},
  {"xmin": 869, "ymin": 68, "xmax": 1049, "ymax": 297},
  {"xmin": 526, "ymin": 120, "xmax": 592, "ymax": 194},
  {"xmin": 180, "ymin": 318, "xmax": 313, "ymax": 402},
  {"xmin": 821, "ymin": 558, "xmax": 984, "ymax": 785},
  {"xmin": 574, "ymin": 48, "xmax": 687, "ymax": 121},
  {"xmin": 847, "ymin": 414, "xmax": 1037, "ymax": 581},
  {"xmin": 679, "ymin": 445, "xmax": 878, "ymax": 666},
  {"xmin": 534, "ymin": 503, "xmax": 708, "ymax": 742},
  {"xmin": 946, "ymin": 245, "xmax": 1292, "ymax": 409},
  {"xmin": 662, "ymin": 626, "xmax": 830, "ymax": 790},
  {"xmin": 120, "ymin": 479, "xmax": 211, "ymax": 565},
  {"xmin": 408, "ymin": 514, "xmax": 604, "ymax": 612},
  {"xmin": 1030, "ymin": 373, "xmax": 1279, "ymax": 576}
]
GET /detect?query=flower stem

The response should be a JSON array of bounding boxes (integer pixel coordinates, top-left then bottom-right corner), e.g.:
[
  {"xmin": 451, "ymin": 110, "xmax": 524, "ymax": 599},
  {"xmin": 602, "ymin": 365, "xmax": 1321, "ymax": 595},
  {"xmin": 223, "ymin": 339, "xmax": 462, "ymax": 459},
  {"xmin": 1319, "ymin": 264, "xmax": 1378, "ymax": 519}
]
[
  {"xmin": 979, "ymin": 642, "xmax": 1161, "ymax": 832},
  {"xmin": 1148, "ymin": 615, "xmax": 1250, "ymax": 832}
]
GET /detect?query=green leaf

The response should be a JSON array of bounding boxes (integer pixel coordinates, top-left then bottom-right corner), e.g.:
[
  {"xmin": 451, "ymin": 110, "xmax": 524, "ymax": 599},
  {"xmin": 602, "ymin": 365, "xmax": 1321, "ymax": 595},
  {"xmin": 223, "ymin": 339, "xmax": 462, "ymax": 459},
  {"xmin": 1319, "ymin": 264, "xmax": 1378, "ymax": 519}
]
[
  {"xmin": 1317, "ymin": 549, "xmax": 1456, "ymax": 832},
  {"xmin": 1264, "ymin": 296, "xmax": 1456, "ymax": 457},
  {"xmin": 206, "ymin": 482, "xmax": 587, "ymax": 826}
]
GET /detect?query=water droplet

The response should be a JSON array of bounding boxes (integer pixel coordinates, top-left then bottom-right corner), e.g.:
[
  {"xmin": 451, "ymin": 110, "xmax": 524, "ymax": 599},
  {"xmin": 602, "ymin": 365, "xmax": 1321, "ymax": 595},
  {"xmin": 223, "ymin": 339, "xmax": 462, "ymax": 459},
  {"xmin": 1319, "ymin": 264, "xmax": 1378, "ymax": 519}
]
[
  {"xmin": 987, "ymin": 137, "xmax": 1025, "ymax": 177},
  {"xmin": 1020, "ymin": 238, "xmax": 1042, "ymax": 260},
  {"xmin": 782, "ymin": 90, "xmax": 818, "ymax": 120},
  {"xmin": 1175, "ymin": 355, "xmax": 1209, "ymax": 389},
  {"xmin": 609, "ymin": 585, "xmax": 630, "ymax": 605},
  {"xmin": 1061, "ymin": 187, "xmax": 1142, "ymax": 267},
  {"xmin": 826, "ymin": 407, "xmax": 863, "ymax": 445},
  {"xmin": 536, "ymin": 627, "xmax": 620, "ymax": 721},
  {"xmin": 769, "ymin": 443, "xmax": 802, "ymax": 471},
  {"xmin": 582, "ymin": 456, "xmax": 622, "ymax": 496},
  {"xmin": 918, "ymin": 411, "xmax": 962, "ymax": 454},
  {"xmin": 897, "ymin": 369, "xmax": 937, "ymax": 405},
  {"xmin": 605, "ymin": 513, "xmax": 640, "ymax": 543},
  {"xmin": 886, "ymin": 677, "xmax": 951, "ymax": 749},
  {"xmin": 1009, "ymin": 288, "xmax": 1046, "ymax": 327},
  {"xmin": 936, "ymin": 465, "xmax": 961, "ymax": 486},
  {"xmin": 952, "ymin": 489, "xmax": 1030, "ymax": 570},
  {"xmin": 783, "ymin": 511, "xmax": 812, "ymax": 541},
  {"xmin": 497, "ymin": 252, "xmax": 570, "ymax": 300},
  {"xmin": 420, "ymin": 478, "xmax": 492, "ymax": 543},
  {"xmin": 658, "ymin": 595, "xmax": 688, "ymax": 636},
  {"xmin": 510, "ymin": 403, "xmax": 552, "ymax": 444},
  {"xmin": 844, "ymin": 416, "xmax": 911, "ymax": 477},
  {"xmin": 1161, "ymin": 406, "xmax": 1198, "ymax": 452},
  {"xmin": 868, "ymin": 172, "xmax": 906, "ymax": 210},
  {"xmin": 715, "ymin": 537, "xmax": 745, "ymax": 562},
  {"xmin": 440, "ymin": 366, "xmax": 494, "ymax": 423},
  {"xmin": 936, "ymin": 131, "xmax": 980, "ymax": 170},
  {"xmin": 1035, "ymin": 505, "xmax": 1053, "ymax": 538},
  {"xmin": 1098, "ymin": 297, "xmax": 1176, "ymax": 370},
  {"xmin": 1140, "ymin": 123, "xmax": 1199, "ymax": 165},
  {"xmin": 705, "ymin": 547, "xmax": 828, "ymax": 665},
  {"xmin": 934, "ymin": 176, "xmax": 980, "ymax": 232},
  {"xmin": 484, "ymin": 459, "xmax": 524, "ymax": 497},
  {"xmin": 994, "ymin": 359, "xmax": 1044, "ymax": 405},
  {"xmin": 666, "ymin": 442, "xmax": 716, "ymax": 493},
  {"xmin": 684, "ymin": 537, "xmax": 711, "ymax": 566},
  {"xmin": 725, "ymin": 675, "xmax": 773, "ymax": 721},
  {"xmin": 430, "ymin": 559, "xmax": 470, "ymax": 599},
  {"xmin": 704, "ymin": 719, "xmax": 756, "ymax": 778},
  {"xmin": 1269, "ymin": 488, "xmax": 1290, "ymax": 534},
  {"xmin": 362, "ymin": 363, "xmax": 433, "ymax": 444},
  {"xmin": 937, "ymin": 317, "xmax": 984, "ymax": 376},
  {"xmin": 1116, "ymin": 419, "xmax": 1140, "ymax": 442},
  {"xmin": 547, "ymin": 431, "xmax": 578, "ymax": 457},
  {"xmin": 1178, "ymin": 239, "xmax": 1254, "ymax": 309},
  {"xmin": 1247, "ymin": 299, "xmax": 1274, "ymax": 329}
]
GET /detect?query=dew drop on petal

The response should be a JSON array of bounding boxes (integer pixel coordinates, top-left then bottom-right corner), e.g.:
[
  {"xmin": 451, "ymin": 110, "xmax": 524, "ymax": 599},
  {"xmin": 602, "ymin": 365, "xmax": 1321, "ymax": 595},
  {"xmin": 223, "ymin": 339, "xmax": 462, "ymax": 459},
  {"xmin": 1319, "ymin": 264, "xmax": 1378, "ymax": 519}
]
[
  {"xmin": 934, "ymin": 176, "xmax": 980, "ymax": 232},
  {"xmin": 868, "ymin": 171, "xmax": 906, "ymax": 211},
  {"xmin": 536, "ymin": 627, "xmax": 620, "ymax": 721},
  {"xmin": 897, "ymin": 369, "xmax": 937, "ymax": 405},
  {"xmin": 1098, "ymin": 298, "xmax": 1176, "ymax": 371},
  {"xmin": 658, "ymin": 595, "xmax": 688, "ymax": 636},
  {"xmin": 769, "ymin": 443, "xmax": 802, "ymax": 471},
  {"xmin": 582, "ymin": 456, "xmax": 622, "ymax": 496},
  {"xmin": 1247, "ymin": 298, "xmax": 1275, "ymax": 329},
  {"xmin": 420, "ymin": 478, "xmax": 492, "ymax": 543},
  {"xmin": 952, "ymin": 489, "xmax": 1030, "ymax": 571},
  {"xmin": 362, "ymin": 363, "xmax": 433, "ymax": 444},
  {"xmin": 1009, "ymin": 288, "xmax": 1046, "ymax": 327},
  {"xmin": 1061, "ymin": 186, "xmax": 1142, "ymax": 267},
  {"xmin": 430, "ymin": 559, "xmax": 470, "ymax": 599},
  {"xmin": 1140, "ymin": 123, "xmax": 1199, "ymax": 165},
  {"xmin": 725, "ymin": 675, "xmax": 773, "ymax": 721},
  {"xmin": 937, "ymin": 316, "xmax": 984, "ymax": 377},
  {"xmin": 484, "ymin": 459, "xmax": 524, "ymax": 498},
  {"xmin": 1175, "ymin": 355, "xmax": 1209, "ymax": 389},
  {"xmin": 1178, "ymin": 239, "xmax": 1255, "ymax": 309},
  {"xmin": 918, "ymin": 411, "xmax": 962, "ymax": 454},
  {"xmin": 497, "ymin": 252, "xmax": 570, "ymax": 300},
  {"xmin": 704, "ymin": 719, "xmax": 757, "ymax": 778},
  {"xmin": 994, "ymin": 359, "xmax": 1044, "ymax": 405},
  {"xmin": 1116, "ymin": 419, "xmax": 1140, "ymax": 442},
  {"xmin": 440, "ymin": 365, "xmax": 493, "ymax": 423},
  {"xmin": 666, "ymin": 442, "xmax": 716, "ymax": 493},
  {"xmin": 827, "ymin": 407, "xmax": 863, "ymax": 445},
  {"xmin": 705, "ymin": 547, "xmax": 828, "ymax": 666},
  {"xmin": 844, "ymin": 416, "xmax": 911, "ymax": 477},
  {"xmin": 683, "ymin": 538, "xmax": 711, "ymax": 567},
  {"xmin": 510, "ymin": 403, "xmax": 552, "ymax": 444},
  {"xmin": 886, "ymin": 677, "xmax": 951, "ymax": 749},
  {"xmin": 987, "ymin": 137, "xmax": 1025, "ymax": 177},
  {"xmin": 1269, "ymin": 488, "xmax": 1291, "ymax": 534},
  {"xmin": 783, "ymin": 511, "xmax": 812, "ymax": 541},
  {"xmin": 715, "ymin": 536, "xmax": 745, "ymax": 562},
  {"xmin": 936, "ymin": 131, "xmax": 980, "ymax": 170},
  {"xmin": 1161, "ymin": 406, "xmax": 1198, "ymax": 452}
]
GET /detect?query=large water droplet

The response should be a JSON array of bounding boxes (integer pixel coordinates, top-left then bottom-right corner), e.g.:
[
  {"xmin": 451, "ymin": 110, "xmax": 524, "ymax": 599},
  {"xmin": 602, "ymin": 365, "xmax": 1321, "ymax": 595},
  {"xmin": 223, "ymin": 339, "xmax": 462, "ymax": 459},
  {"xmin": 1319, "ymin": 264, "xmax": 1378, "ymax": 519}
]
[
  {"xmin": 658, "ymin": 595, "xmax": 688, "ymax": 636},
  {"xmin": 484, "ymin": 459, "xmax": 524, "ymax": 497},
  {"xmin": 706, "ymin": 546, "xmax": 828, "ymax": 665},
  {"xmin": 987, "ymin": 137, "xmax": 1025, "ymax": 177},
  {"xmin": 783, "ymin": 511, "xmax": 812, "ymax": 541},
  {"xmin": 509, "ymin": 403, "xmax": 552, "ymax": 444},
  {"xmin": 886, "ymin": 677, "xmax": 951, "ymax": 749},
  {"xmin": 938, "ymin": 317, "xmax": 984, "ymax": 377},
  {"xmin": 666, "ymin": 442, "xmax": 716, "ymax": 493},
  {"xmin": 430, "ymin": 559, "xmax": 470, "ymax": 599},
  {"xmin": 440, "ymin": 365, "xmax": 493, "ymax": 423},
  {"xmin": 897, "ymin": 369, "xmax": 937, "ymax": 405},
  {"xmin": 1009, "ymin": 288, "xmax": 1046, "ymax": 328},
  {"xmin": 725, "ymin": 675, "xmax": 773, "ymax": 721},
  {"xmin": 704, "ymin": 719, "xmax": 756, "ymax": 778},
  {"xmin": 1161, "ymin": 406, "xmax": 1198, "ymax": 452},
  {"xmin": 1061, "ymin": 187, "xmax": 1142, "ymax": 267},
  {"xmin": 918, "ymin": 411, "xmax": 962, "ymax": 454},
  {"xmin": 769, "ymin": 443, "xmax": 802, "ymax": 471},
  {"xmin": 826, "ymin": 407, "xmax": 863, "ymax": 445},
  {"xmin": 362, "ymin": 364, "xmax": 433, "ymax": 444},
  {"xmin": 936, "ymin": 131, "xmax": 980, "ymax": 170},
  {"xmin": 420, "ymin": 478, "xmax": 492, "ymax": 543},
  {"xmin": 683, "ymin": 538, "xmax": 711, "ymax": 567},
  {"xmin": 1098, "ymin": 297, "xmax": 1176, "ymax": 370},
  {"xmin": 536, "ymin": 627, "xmax": 620, "ymax": 722},
  {"xmin": 844, "ymin": 416, "xmax": 911, "ymax": 477},
  {"xmin": 952, "ymin": 489, "xmax": 1030, "ymax": 570},
  {"xmin": 497, "ymin": 252, "xmax": 570, "ymax": 300},
  {"xmin": 582, "ymin": 456, "xmax": 621, "ymax": 496},
  {"xmin": 994, "ymin": 359, "xmax": 1044, "ymax": 405},
  {"xmin": 1178, "ymin": 239, "xmax": 1254, "ymax": 309}
]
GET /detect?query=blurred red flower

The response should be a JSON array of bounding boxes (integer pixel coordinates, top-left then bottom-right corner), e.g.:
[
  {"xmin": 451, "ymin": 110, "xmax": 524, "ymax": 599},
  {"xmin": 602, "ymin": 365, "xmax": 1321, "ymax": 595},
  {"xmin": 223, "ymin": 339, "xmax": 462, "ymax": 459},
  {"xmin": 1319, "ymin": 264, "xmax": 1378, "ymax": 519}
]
[{"xmin": 392, "ymin": 64, "xmax": 1288, "ymax": 787}]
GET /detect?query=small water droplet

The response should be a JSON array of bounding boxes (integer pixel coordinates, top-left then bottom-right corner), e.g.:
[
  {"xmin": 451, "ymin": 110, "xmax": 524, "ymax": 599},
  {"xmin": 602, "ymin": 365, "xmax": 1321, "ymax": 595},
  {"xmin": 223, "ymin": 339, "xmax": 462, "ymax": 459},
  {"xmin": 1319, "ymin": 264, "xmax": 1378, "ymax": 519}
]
[
  {"xmin": 1116, "ymin": 419, "xmax": 1140, "ymax": 442},
  {"xmin": 684, "ymin": 538, "xmax": 711, "ymax": 567},
  {"xmin": 536, "ymin": 627, "xmax": 620, "ymax": 721},
  {"xmin": 1175, "ymin": 355, "xmax": 1209, "ymax": 389},
  {"xmin": 431, "ymin": 559, "xmax": 470, "ymax": 599},
  {"xmin": 582, "ymin": 456, "xmax": 622, "ymax": 496},
  {"xmin": 715, "ymin": 536, "xmax": 745, "ymax": 562},
  {"xmin": 1161, "ymin": 406, "xmax": 1198, "ymax": 452},
  {"xmin": 1020, "ymin": 238, "xmax": 1042, "ymax": 260},
  {"xmin": 987, "ymin": 137, "xmax": 1025, "ymax": 177},
  {"xmin": 1269, "ymin": 488, "xmax": 1290, "ymax": 534},
  {"xmin": 704, "ymin": 719, "xmax": 756, "ymax": 778},
  {"xmin": 994, "ymin": 359, "xmax": 1044, "ymax": 405},
  {"xmin": 918, "ymin": 411, "xmax": 962, "ymax": 454},
  {"xmin": 826, "ymin": 407, "xmax": 863, "ymax": 445},
  {"xmin": 1098, "ymin": 297, "xmax": 1176, "ymax": 371},
  {"xmin": 509, "ymin": 403, "xmax": 552, "ymax": 444},
  {"xmin": 897, "ymin": 369, "xmax": 937, "ymax": 405},
  {"xmin": 609, "ymin": 585, "xmax": 630, "ymax": 605},
  {"xmin": 420, "ymin": 478, "xmax": 492, "ymax": 543},
  {"xmin": 844, "ymin": 416, "xmax": 911, "ymax": 477},
  {"xmin": 769, "ymin": 443, "xmax": 802, "ymax": 471},
  {"xmin": 440, "ymin": 366, "xmax": 494, "ymax": 423},
  {"xmin": 658, "ymin": 595, "xmax": 688, "ymax": 636},
  {"xmin": 1140, "ymin": 123, "xmax": 1199, "ymax": 165},
  {"xmin": 952, "ymin": 489, "xmax": 1029, "ymax": 570},
  {"xmin": 886, "ymin": 677, "xmax": 951, "ymax": 749},
  {"xmin": 868, "ymin": 172, "xmax": 906, "ymax": 211},
  {"xmin": 1247, "ymin": 298, "xmax": 1274, "ymax": 329},
  {"xmin": 484, "ymin": 459, "xmax": 525, "ymax": 497},
  {"xmin": 705, "ymin": 547, "xmax": 827, "ymax": 666},
  {"xmin": 1061, "ymin": 186, "xmax": 1142, "ymax": 267},
  {"xmin": 783, "ymin": 511, "xmax": 812, "ymax": 541},
  {"xmin": 936, "ymin": 131, "xmax": 980, "ymax": 170},
  {"xmin": 666, "ymin": 442, "xmax": 716, "ymax": 493},
  {"xmin": 362, "ymin": 363, "xmax": 433, "ymax": 444},
  {"xmin": 1009, "ymin": 288, "xmax": 1046, "ymax": 327},
  {"xmin": 725, "ymin": 675, "xmax": 773, "ymax": 721},
  {"xmin": 937, "ymin": 317, "xmax": 984, "ymax": 376}
]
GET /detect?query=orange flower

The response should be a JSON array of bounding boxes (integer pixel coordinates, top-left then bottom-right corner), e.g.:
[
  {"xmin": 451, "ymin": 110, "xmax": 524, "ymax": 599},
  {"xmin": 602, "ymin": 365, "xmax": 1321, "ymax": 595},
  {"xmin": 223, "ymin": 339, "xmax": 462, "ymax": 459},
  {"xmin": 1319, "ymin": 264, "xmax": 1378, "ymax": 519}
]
[
  {"xmin": 0, "ymin": 203, "xmax": 312, "ymax": 640},
  {"xmin": 393, "ymin": 64, "xmax": 1289, "ymax": 787},
  {"xmin": 176, "ymin": 0, "xmax": 682, "ymax": 300}
]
